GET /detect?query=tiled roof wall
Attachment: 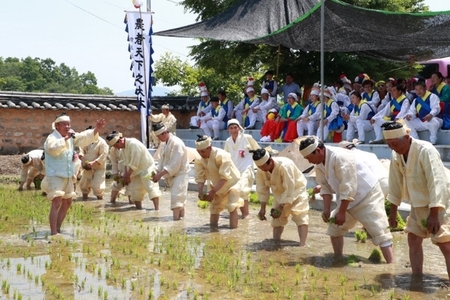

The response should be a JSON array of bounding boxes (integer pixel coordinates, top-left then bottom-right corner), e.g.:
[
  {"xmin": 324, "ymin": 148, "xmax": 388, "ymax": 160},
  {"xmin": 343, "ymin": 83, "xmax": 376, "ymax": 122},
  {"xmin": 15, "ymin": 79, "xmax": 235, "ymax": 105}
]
[{"xmin": 0, "ymin": 91, "xmax": 201, "ymax": 111}]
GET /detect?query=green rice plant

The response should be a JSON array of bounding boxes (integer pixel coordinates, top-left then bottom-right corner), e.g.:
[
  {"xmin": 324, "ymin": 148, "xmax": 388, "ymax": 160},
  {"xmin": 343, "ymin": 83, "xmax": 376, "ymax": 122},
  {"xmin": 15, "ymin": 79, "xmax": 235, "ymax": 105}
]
[
  {"xmin": 355, "ymin": 230, "xmax": 367, "ymax": 243},
  {"xmin": 197, "ymin": 200, "xmax": 210, "ymax": 209},
  {"xmin": 368, "ymin": 249, "xmax": 382, "ymax": 263}
]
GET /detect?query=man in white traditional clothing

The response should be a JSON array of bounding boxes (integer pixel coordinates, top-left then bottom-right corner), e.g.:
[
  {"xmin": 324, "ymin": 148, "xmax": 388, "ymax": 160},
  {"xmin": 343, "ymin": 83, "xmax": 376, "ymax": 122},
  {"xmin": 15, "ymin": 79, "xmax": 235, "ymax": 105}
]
[
  {"xmin": 152, "ymin": 123, "xmax": 190, "ymax": 220},
  {"xmin": 19, "ymin": 149, "xmax": 45, "ymax": 191},
  {"xmin": 106, "ymin": 131, "xmax": 161, "ymax": 210},
  {"xmin": 224, "ymin": 119, "xmax": 260, "ymax": 219},
  {"xmin": 405, "ymin": 80, "xmax": 443, "ymax": 145},
  {"xmin": 78, "ymin": 126, "xmax": 109, "ymax": 200},
  {"xmin": 190, "ymin": 86, "xmax": 211, "ymax": 129},
  {"xmin": 300, "ymin": 136, "xmax": 394, "ymax": 263},
  {"xmin": 150, "ymin": 103, "xmax": 177, "ymax": 148},
  {"xmin": 250, "ymin": 88, "xmax": 278, "ymax": 126},
  {"xmin": 232, "ymin": 86, "xmax": 260, "ymax": 129},
  {"xmin": 108, "ymin": 144, "xmax": 131, "ymax": 205},
  {"xmin": 194, "ymin": 135, "xmax": 244, "ymax": 229},
  {"xmin": 200, "ymin": 97, "xmax": 226, "ymax": 140},
  {"xmin": 252, "ymin": 148, "xmax": 309, "ymax": 246},
  {"xmin": 41, "ymin": 113, "xmax": 106, "ymax": 235},
  {"xmin": 296, "ymin": 87, "xmax": 322, "ymax": 137},
  {"xmin": 383, "ymin": 121, "xmax": 450, "ymax": 278}
]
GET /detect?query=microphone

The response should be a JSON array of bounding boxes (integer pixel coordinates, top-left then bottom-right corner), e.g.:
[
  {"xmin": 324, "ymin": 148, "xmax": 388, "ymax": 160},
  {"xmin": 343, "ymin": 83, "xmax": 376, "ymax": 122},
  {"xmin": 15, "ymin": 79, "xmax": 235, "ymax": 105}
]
[{"xmin": 71, "ymin": 133, "xmax": 76, "ymax": 139}]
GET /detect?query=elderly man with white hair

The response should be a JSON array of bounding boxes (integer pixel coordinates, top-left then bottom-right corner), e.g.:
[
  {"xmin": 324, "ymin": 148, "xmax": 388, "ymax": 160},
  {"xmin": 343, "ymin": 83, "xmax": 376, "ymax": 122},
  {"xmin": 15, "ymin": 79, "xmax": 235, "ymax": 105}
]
[
  {"xmin": 250, "ymin": 88, "xmax": 278, "ymax": 126},
  {"xmin": 296, "ymin": 87, "xmax": 322, "ymax": 137},
  {"xmin": 232, "ymin": 86, "xmax": 260, "ymax": 129},
  {"xmin": 19, "ymin": 149, "xmax": 45, "ymax": 191},
  {"xmin": 41, "ymin": 113, "xmax": 106, "ymax": 236}
]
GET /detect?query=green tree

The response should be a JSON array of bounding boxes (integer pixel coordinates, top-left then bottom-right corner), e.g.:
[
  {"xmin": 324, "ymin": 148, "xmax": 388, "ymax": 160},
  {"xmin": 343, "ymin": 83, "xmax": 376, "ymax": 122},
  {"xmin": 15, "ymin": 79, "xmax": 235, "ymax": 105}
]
[
  {"xmin": 153, "ymin": 52, "xmax": 249, "ymax": 101},
  {"xmin": 178, "ymin": 0, "xmax": 428, "ymax": 88},
  {"xmin": 0, "ymin": 56, "xmax": 113, "ymax": 95}
]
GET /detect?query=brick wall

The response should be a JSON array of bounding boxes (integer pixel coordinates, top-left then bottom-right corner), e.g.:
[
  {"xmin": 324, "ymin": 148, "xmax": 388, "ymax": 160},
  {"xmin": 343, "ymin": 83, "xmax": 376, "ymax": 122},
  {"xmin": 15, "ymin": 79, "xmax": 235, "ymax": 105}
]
[{"xmin": 0, "ymin": 108, "xmax": 196, "ymax": 154}]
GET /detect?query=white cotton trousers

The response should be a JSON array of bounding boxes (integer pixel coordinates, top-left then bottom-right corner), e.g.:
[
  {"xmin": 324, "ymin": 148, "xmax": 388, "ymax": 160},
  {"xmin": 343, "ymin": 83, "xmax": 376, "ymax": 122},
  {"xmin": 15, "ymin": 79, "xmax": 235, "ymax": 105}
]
[
  {"xmin": 200, "ymin": 119, "xmax": 225, "ymax": 138},
  {"xmin": 297, "ymin": 120, "xmax": 317, "ymax": 137},
  {"xmin": 346, "ymin": 119, "xmax": 373, "ymax": 142},
  {"xmin": 405, "ymin": 117, "xmax": 443, "ymax": 144}
]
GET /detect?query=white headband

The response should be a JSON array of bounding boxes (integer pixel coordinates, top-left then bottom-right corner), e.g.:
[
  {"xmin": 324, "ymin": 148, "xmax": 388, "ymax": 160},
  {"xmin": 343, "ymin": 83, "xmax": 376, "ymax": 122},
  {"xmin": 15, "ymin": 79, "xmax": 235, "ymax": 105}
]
[
  {"xmin": 107, "ymin": 133, "xmax": 122, "ymax": 146},
  {"xmin": 383, "ymin": 127, "xmax": 407, "ymax": 140},
  {"xmin": 52, "ymin": 115, "xmax": 70, "ymax": 129},
  {"xmin": 196, "ymin": 137, "xmax": 212, "ymax": 150},
  {"xmin": 154, "ymin": 125, "xmax": 167, "ymax": 136},
  {"xmin": 300, "ymin": 138, "xmax": 319, "ymax": 157},
  {"xmin": 254, "ymin": 151, "xmax": 270, "ymax": 167}
]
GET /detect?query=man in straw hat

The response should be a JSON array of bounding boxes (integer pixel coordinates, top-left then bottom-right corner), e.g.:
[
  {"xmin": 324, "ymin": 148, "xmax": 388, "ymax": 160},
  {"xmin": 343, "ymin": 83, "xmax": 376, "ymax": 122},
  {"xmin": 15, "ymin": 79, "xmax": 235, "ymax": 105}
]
[
  {"xmin": 106, "ymin": 131, "xmax": 160, "ymax": 211},
  {"xmin": 152, "ymin": 123, "xmax": 190, "ymax": 220},
  {"xmin": 251, "ymin": 148, "xmax": 309, "ymax": 246},
  {"xmin": 224, "ymin": 119, "xmax": 260, "ymax": 219},
  {"xmin": 382, "ymin": 121, "xmax": 450, "ymax": 278},
  {"xmin": 41, "ymin": 113, "xmax": 106, "ymax": 236},
  {"xmin": 18, "ymin": 149, "xmax": 45, "ymax": 191},
  {"xmin": 150, "ymin": 103, "xmax": 177, "ymax": 148},
  {"xmin": 299, "ymin": 136, "xmax": 394, "ymax": 263},
  {"xmin": 194, "ymin": 135, "xmax": 244, "ymax": 229}
]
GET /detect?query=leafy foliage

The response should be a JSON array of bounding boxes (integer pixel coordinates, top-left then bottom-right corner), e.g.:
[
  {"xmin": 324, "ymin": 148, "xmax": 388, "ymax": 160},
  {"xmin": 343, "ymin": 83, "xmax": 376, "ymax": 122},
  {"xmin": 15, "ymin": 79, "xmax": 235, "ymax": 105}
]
[{"xmin": 0, "ymin": 57, "xmax": 113, "ymax": 94}]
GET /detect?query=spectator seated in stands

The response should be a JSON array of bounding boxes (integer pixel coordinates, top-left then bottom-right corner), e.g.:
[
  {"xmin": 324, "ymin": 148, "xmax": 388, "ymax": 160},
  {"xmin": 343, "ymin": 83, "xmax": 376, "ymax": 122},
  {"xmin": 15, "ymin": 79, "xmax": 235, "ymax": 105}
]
[
  {"xmin": 316, "ymin": 88, "xmax": 344, "ymax": 142},
  {"xmin": 405, "ymin": 80, "xmax": 442, "ymax": 145},
  {"xmin": 431, "ymin": 71, "xmax": 450, "ymax": 129},
  {"xmin": 218, "ymin": 90, "xmax": 233, "ymax": 125},
  {"xmin": 200, "ymin": 97, "xmax": 226, "ymax": 140},
  {"xmin": 232, "ymin": 86, "xmax": 260, "ymax": 129},
  {"xmin": 190, "ymin": 83, "xmax": 211, "ymax": 129},
  {"xmin": 251, "ymin": 88, "xmax": 278, "ymax": 127},
  {"xmin": 296, "ymin": 87, "xmax": 322, "ymax": 137},
  {"xmin": 361, "ymin": 78, "xmax": 381, "ymax": 110},
  {"xmin": 369, "ymin": 83, "xmax": 410, "ymax": 144},
  {"xmin": 343, "ymin": 91, "xmax": 375, "ymax": 144},
  {"xmin": 260, "ymin": 93, "xmax": 302, "ymax": 143}
]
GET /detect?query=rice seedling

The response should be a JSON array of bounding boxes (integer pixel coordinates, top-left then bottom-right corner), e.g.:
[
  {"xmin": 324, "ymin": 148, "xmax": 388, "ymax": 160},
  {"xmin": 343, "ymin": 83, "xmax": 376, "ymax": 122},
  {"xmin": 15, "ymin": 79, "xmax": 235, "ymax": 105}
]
[{"xmin": 368, "ymin": 249, "xmax": 382, "ymax": 263}]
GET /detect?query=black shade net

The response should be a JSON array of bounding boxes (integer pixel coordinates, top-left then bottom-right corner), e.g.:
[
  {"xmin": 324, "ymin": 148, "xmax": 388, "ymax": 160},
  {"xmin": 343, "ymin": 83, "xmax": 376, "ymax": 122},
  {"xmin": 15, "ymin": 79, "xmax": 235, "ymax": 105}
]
[{"xmin": 154, "ymin": 0, "xmax": 450, "ymax": 61}]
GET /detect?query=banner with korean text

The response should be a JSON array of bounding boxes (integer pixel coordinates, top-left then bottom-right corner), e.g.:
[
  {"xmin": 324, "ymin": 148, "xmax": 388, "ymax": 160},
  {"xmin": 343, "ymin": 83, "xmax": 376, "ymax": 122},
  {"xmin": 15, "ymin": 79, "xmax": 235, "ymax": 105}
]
[{"xmin": 125, "ymin": 11, "xmax": 154, "ymax": 144}]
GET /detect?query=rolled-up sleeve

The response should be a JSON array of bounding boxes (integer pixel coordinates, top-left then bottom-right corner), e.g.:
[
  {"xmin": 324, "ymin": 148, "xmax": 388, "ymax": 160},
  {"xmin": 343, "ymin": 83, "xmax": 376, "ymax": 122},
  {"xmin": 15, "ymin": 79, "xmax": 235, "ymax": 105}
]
[
  {"xmin": 334, "ymin": 155, "xmax": 356, "ymax": 201},
  {"xmin": 255, "ymin": 170, "xmax": 270, "ymax": 203}
]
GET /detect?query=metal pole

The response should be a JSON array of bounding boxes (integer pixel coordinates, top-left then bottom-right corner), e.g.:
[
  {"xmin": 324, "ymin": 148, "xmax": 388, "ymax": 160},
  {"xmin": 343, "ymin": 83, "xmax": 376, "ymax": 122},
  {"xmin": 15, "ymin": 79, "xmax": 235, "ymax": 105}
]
[
  {"xmin": 276, "ymin": 44, "xmax": 281, "ymax": 80},
  {"xmin": 319, "ymin": 0, "xmax": 325, "ymax": 141}
]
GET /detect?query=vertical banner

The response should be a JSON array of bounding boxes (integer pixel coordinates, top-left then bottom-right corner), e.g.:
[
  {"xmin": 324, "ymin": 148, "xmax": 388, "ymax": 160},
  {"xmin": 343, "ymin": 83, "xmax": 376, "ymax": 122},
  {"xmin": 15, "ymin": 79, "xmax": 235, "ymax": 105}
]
[{"xmin": 125, "ymin": 11, "xmax": 153, "ymax": 145}]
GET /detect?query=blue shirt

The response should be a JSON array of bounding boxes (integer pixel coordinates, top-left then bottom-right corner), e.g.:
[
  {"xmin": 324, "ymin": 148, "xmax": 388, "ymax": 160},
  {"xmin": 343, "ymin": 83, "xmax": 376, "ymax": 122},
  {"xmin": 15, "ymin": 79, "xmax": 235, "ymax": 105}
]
[{"xmin": 280, "ymin": 83, "xmax": 301, "ymax": 103}]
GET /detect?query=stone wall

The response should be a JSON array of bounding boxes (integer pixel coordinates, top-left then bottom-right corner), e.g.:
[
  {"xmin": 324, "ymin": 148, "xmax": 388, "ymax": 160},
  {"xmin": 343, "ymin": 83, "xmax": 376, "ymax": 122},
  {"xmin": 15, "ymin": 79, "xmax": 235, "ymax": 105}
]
[{"xmin": 0, "ymin": 108, "xmax": 196, "ymax": 154}]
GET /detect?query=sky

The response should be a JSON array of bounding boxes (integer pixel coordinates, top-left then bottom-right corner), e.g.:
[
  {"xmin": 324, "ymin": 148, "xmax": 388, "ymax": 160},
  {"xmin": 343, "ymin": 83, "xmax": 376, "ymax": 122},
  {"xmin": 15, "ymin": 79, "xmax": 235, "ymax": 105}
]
[{"xmin": 0, "ymin": 0, "xmax": 449, "ymax": 94}]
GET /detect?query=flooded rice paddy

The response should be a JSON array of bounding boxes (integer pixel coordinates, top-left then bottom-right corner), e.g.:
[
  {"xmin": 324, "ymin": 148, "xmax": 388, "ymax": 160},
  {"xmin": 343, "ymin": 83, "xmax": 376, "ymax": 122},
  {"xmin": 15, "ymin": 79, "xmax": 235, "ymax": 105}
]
[{"xmin": 0, "ymin": 180, "xmax": 449, "ymax": 300}]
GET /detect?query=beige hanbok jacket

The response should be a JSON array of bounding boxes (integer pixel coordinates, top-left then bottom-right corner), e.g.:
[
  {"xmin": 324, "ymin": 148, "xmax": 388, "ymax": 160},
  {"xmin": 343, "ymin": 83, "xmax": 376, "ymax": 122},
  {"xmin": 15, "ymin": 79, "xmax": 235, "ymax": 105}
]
[
  {"xmin": 150, "ymin": 113, "xmax": 177, "ymax": 133},
  {"xmin": 224, "ymin": 133, "xmax": 260, "ymax": 173},
  {"xmin": 122, "ymin": 138, "xmax": 156, "ymax": 178},
  {"xmin": 194, "ymin": 147, "xmax": 240, "ymax": 195},
  {"xmin": 388, "ymin": 138, "xmax": 450, "ymax": 209},
  {"xmin": 80, "ymin": 137, "xmax": 109, "ymax": 170},
  {"xmin": 158, "ymin": 134, "xmax": 190, "ymax": 177},
  {"xmin": 255, "ymin": 157, "xmax": 308, "ymax": 205},
  {"xmin": 315, "ymin": 146, "xmax": 378, "ymax": 209}
]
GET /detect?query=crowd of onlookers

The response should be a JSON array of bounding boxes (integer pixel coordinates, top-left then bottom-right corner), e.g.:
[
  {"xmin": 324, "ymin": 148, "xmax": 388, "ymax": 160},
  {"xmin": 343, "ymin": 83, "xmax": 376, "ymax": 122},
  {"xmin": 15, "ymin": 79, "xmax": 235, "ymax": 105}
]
[{"xmin": 190, "ymin": 71, "xmax": 450, "ymax": 145}]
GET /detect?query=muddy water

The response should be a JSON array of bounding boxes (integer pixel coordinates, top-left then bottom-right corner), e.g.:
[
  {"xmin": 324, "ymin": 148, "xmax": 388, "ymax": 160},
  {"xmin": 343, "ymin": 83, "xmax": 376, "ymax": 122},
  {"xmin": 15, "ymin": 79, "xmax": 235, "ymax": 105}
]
[{"xmin": 1, "ymin": 182, "xmax": 449, "ymax": 300}]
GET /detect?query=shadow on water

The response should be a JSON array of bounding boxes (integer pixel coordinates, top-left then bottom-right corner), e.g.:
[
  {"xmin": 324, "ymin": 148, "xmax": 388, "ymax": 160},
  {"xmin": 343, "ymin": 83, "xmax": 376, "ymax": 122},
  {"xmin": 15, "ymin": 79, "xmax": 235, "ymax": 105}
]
[{"xmin": 373, "ymin": 272, "xmax": 449, "ymax": 293}]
